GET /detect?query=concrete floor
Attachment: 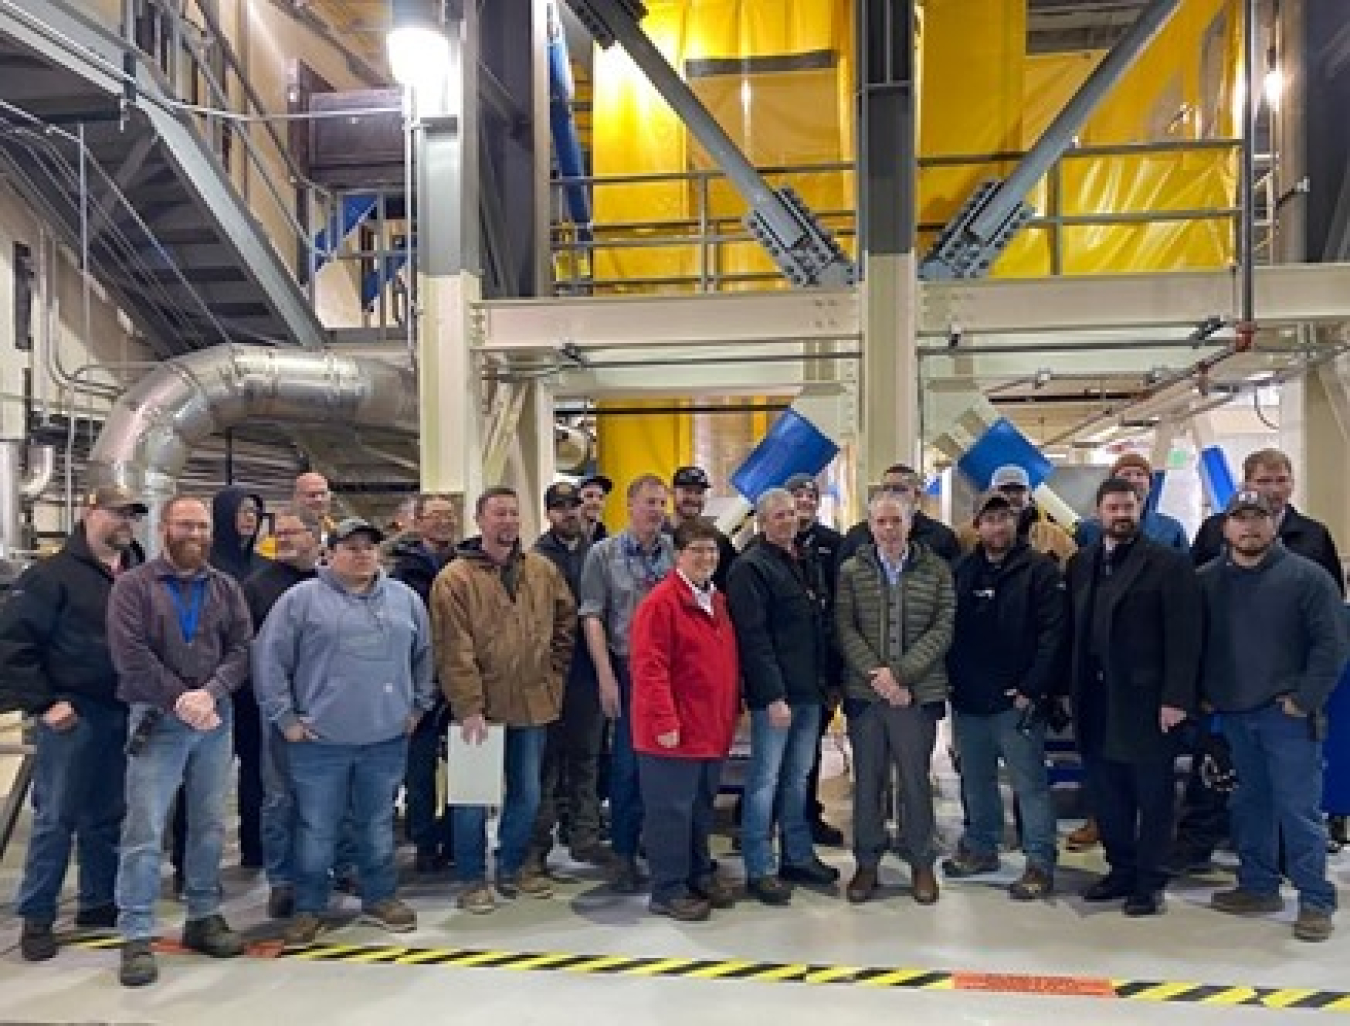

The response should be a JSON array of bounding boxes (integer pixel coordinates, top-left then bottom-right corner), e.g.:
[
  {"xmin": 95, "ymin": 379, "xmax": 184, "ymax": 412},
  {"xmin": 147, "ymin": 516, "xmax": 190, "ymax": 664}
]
[{"xmin": 1, "ymin": 751, "xmax": 1347, "ymax": 1025}]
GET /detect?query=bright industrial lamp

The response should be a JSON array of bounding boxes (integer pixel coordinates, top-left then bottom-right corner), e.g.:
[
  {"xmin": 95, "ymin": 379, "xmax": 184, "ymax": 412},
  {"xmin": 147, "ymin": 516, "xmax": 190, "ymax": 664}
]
[
  {"xmin": 1262, "ymin": 46, "xmax": 1282, "ymax": 109},
  {"xmin": 387, "ymin": 0, "xmax": 450, "ymax": 96}
]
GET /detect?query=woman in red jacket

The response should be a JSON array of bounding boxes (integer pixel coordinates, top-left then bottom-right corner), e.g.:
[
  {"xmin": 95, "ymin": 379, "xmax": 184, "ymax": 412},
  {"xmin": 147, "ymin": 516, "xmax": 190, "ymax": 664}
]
[{"xmin": 630, "ymin": 518, "xmax": 741, "ymax": 921}]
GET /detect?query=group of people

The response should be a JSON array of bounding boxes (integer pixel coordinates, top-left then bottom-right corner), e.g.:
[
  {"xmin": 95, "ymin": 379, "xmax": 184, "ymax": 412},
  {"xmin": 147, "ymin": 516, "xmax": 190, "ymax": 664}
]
[{"xmin": 0, "ymin": 445, "xmax": 1345, "ymax": 991}]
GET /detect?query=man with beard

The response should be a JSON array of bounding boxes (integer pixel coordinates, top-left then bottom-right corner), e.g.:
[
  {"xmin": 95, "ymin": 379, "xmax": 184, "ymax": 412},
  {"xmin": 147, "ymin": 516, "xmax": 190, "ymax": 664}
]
[
  {"xmin": 1065, "ymin": 478, "xmax": 1200, "ymax": 917},
  {"xmin": 838, "ymin": 464, "xmax": 961, "ymax": 567},
  {"xmin": 669, "ymin": 466, "xmax": 737, "ymax": 590},
  {"xmin": 580, "ymin": 474, "xmax": 677, "ymax": 891},
  {"xmin": 944, "ymin": 491, "xmax": 1066, "ymax": 900},
  {"xmin": 979, "ymin": 465, "xmax": 1077, "ymax": 567},
  {"xmin": 108, "ymin": 496, "xmax": 253, "ymax": 986},
  {"xmin": 527, "ymin": 482, "xmax": 607, "ymax": 870},
  {"xmin": 1075, "ymin": 454, "xmax": 1188, "ymax": 551},
  {"xmin": 432, "ymin": 488, "xmax": 576, "ymax": 914},
  {"xmin": 241, "ymin": 505, "xmax": 326, "ymax": 918},
  {"xmin": 254, "ymin": 517, "xmax": 434, "ymax": 945},
  {"xmin": 0, "ymin": 486, "xmax": 146, "ymax": 962},
  {"xmin": 1199, "ymin": 490, "xmax": 1347, "ymax": 941},
  {"xmin": 388, "ymin": 493, "xmax": 459, "ymax": 873}
]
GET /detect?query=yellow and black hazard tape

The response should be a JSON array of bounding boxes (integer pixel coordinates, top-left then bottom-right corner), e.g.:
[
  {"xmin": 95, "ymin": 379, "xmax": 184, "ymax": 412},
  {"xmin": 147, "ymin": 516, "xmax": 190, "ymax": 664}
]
[{"xmin": 67, "ymin": 935, "xmax": 1350, "ymax": 1013}]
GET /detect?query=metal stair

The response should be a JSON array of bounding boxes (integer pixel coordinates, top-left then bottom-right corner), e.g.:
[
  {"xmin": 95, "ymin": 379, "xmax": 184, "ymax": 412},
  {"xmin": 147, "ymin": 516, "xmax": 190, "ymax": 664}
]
[{"xmin": 0, "ymin": 0, "xmax": 327, "ymax": 356}]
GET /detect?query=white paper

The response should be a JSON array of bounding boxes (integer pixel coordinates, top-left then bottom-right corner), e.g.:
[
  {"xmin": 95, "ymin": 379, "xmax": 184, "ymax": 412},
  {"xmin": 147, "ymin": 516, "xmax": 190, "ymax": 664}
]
[{"xmin": 445, "ymin": 722, "xmax": 505, "ymax": 806}]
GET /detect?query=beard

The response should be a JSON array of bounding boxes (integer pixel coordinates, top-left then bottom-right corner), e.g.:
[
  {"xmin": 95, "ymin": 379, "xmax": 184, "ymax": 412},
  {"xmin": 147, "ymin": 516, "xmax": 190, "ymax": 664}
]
[
  {"xmin": 166, "ymin": 536, "xmax": 209, "ymax": 569},
  {"xmin": 101, "ymin": 526, "xmax": 134, "ymax": 552},
  {"xmin": 1105, "ymin": 517, "xmax": 1138, "ymax": 541}
]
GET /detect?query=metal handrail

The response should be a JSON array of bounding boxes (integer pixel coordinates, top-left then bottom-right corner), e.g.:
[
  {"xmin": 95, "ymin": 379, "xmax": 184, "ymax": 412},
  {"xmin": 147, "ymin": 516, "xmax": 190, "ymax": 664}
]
[{"xmin": 550, "ymin": 139, "xmax": 1248, "ymax": 293}]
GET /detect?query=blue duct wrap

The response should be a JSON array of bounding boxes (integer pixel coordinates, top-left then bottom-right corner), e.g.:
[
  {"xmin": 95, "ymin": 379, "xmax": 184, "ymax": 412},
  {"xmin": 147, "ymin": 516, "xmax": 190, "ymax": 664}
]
[{"xmin": 730, "ymin": 409, "xmax": 839, "ymax": 503}]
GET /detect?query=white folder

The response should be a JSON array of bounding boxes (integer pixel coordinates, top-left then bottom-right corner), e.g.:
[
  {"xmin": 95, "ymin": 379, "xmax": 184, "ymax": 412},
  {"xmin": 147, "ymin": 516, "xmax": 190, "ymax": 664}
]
[{"xmin": 445, "ymin": 722, "xmax": 505, "ymax": 806}]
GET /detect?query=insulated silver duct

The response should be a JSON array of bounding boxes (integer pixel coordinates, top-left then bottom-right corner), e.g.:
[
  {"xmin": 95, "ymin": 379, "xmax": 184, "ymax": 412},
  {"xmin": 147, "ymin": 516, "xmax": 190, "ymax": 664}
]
[
  {"xmin": 87, "ymin": 344, "xmax": 418, "ymax": 537},
  {"xmin": 0, "ymin": 441, "xmax": 56, "ymax": 559}
]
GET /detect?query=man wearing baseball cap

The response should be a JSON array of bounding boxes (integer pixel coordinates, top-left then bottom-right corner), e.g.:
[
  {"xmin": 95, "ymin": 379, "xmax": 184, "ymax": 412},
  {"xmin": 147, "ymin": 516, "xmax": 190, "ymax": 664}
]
[
  {"xmin": 1, "ymin": 485, "xmax": 145, "ymax": 962},
  {"xmin": 1200, "ymin": 489, "xmax": 1347, "ymax": 941},
  {"xmin": 668, "ymin": 466, "xmax": 737, "ymax": 591},
  {"xmin": 971, "ymin": 464, "xmax": 1076, "ymax": 567},
  {"xmin": 1075, "ymin": 454, "xmax": 1188, "ymax": 551}
]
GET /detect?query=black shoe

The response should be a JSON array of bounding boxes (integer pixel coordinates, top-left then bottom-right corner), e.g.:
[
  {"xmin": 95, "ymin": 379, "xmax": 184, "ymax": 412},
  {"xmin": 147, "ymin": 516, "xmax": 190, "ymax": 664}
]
[
  {"xmin": 689, "ymin": 874, "xmax": 736, "ymax": 909},
  {"xmin": 649, "ymin": 895, "xmax": 711, "ymax": 922},
  {"xmin": 1123, "ymin": 891, "xmax": 1164, "ymax": 917},
  {"xmin": 779, "ymin": 857, "xmax": 840, "ymax": 887},
  {"xmin": 746, "ymin": 875, "xmax": 794, "ymax": 906},
  {"xmin": 1081, "ymin": 875, "xmax": 1134, "ymax": 902},
  {"xmin": 1330, "ymin": 815, "xmax": 1349, "ymax": 847},
  {"xmin": 119, "ymin": 940, "xmax": 158, "ymax": 987},
  {"xmin": 181, "ymin": 914, "xmax": 245, "ymax": 957},
  {"xmin": 1165, "ymin": 849, "xmax": 1212, "ymax": 876},
  {"xmin": 610, "ymin": 857, "xmax": 644, "ymax": 894},
  {"xmin": 414, "ymin": 851, "xmax": 450, "ymax": 875},
  {"xmin": 810, "ymin": 821, "xmax": 846, "ymax": 847},
  {"xmin": 267, "ymin": 886, "xmax": 295, "ymax": 920},
  {"xmin": 240, "ymin": 854, "xmax": 264, "ymax": 870},
  {"xmin": 20, "ymin": 920, "xmax": 56, "ymax": 962},
  {"xmin": 74, "ymin": 904, "xmax": 118, "ymax": 929}
]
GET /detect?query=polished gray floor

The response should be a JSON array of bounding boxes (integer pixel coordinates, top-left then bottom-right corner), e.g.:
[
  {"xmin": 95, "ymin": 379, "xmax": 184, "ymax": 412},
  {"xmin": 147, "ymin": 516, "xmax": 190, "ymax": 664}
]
[{"xmin": 2, "ymin": 755, "xmax": 1347, "ymax": 1025}]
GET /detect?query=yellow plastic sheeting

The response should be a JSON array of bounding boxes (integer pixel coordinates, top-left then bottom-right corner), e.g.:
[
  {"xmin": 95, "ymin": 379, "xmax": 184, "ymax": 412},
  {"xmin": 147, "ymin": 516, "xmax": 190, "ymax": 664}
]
[
  {"xmin": 594, "ymin": 403, "xmax": 693, "ymax": 529},
  {"xmin": 591, "ymin": 0, "xmax": 853, "ymax": 291}
]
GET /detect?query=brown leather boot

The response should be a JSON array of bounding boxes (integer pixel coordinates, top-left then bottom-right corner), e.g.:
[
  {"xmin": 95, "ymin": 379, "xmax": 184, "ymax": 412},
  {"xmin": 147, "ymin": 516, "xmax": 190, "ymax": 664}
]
[
  {"xmin": 1065, "ymin": 819, "xmax": 1099, "ymax": 851},
  {"xmin": 846, "ymin": 866, "xmax": 878, "ymax": 904},
  {"xmin": 911, "ymin": 864, "xmax": 939, "ymax": 905}
]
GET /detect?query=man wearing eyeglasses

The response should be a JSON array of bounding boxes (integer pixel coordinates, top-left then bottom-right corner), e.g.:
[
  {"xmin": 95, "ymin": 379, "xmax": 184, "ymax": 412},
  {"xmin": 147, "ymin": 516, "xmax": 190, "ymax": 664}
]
[
  {"xmin": 108, "ymin": 496, "xmax": 254, "ymax": 987},
  {"xmin": 0, "ymin": 486, "xmax": 146, "ymax": 963}
]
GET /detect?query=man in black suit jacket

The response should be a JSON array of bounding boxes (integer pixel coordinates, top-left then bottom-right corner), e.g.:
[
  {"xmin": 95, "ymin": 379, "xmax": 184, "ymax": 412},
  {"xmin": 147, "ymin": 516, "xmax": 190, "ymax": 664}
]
[{"xmin": 1065, "ymin": 478, "xmax": 1201, "ymax": 916}]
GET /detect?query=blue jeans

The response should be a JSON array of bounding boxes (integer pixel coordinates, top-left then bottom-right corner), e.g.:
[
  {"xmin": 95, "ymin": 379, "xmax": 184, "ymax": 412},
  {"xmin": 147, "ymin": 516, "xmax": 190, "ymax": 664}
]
[
  {"xmin": 742, "ymin": 704, "xmax": 821, "ymax": 878},
  {"xmin": 15, "ymin": 699, "xmax": 127, "ymax": 923},
  {"xmin": 260, "ymin": 722, "xmax": 361, "ymax": 889},
  {"xmin": 116, "ymin": 702, "xmax": 233, "ymax": 941},
  {"xmin": 609, "ymin": 658, "xmax": 644, "ymax": 858},
  {"xmin": 1224, "ymin": 704, "xmax": 1336, "ymax": 912},
  {"xmin": 288, "ymin": 735, "xmax": 408, "ymax": 914},
  {"xmin": 454, "ymin": 725, "xmax": 546, "ymax": 881},
  {"xmin": 952, "ymin": 708, "xmax": 1057, "ymax": 870}
]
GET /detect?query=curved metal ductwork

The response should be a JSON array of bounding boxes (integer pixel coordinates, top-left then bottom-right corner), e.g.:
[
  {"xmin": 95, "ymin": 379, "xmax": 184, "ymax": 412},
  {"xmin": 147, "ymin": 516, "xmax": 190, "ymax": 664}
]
[
  {"xmin": 0, "ymin": 441, "xmax": 56, "ymax": 560},
  {"xmin": 88, "ymin": 344, "xmax": 418, "ymax": 518}
]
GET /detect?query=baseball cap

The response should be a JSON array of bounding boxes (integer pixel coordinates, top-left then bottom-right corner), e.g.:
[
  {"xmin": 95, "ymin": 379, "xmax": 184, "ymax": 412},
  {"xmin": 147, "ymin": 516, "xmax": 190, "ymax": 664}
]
[
  {"xmin": 783, "ymin": 472, "xmax": 819, "ymax": 495},
  {"xmin": 327, "ymin": 517, "xmax": 384, "ymax": 547},
  {"xmin": 578, "ymin": 474, "xmax": 613, "ymax": 495},
  {"xmin": 990, "ymin": 464, "xmax": 1031, "ymax": 490},
  {"xmin": 85, "ymin": 485, "xmax": 148, "ymax": 516},
  {"xmin": 1225, "ymin": 489, "xmax": 1273, "ymax": 517},
  {"xmin": 972, "ymin": 490, "xmax": 1014, "ymax": 524},
  {"xmin": 544, "ymin": 482, "xmax": 583, "ymax": 509},
  {"xmin": 672, "ymin": 466, "xmax": 711, "ymax": 490}
]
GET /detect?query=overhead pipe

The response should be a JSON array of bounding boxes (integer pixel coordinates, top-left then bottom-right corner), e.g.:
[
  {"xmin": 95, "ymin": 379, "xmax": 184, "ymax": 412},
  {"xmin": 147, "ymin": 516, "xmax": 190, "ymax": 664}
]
[
  {"xmin": 546, "ymin": 0, "xmax": 593, "ymax": 245},
  {"xmin": 0, "ymin": 441, "xmax": 55, "ymax": 559},
  {"xmin": 87, "ymin": 344, "xmax": 418, "ymax": 544}
]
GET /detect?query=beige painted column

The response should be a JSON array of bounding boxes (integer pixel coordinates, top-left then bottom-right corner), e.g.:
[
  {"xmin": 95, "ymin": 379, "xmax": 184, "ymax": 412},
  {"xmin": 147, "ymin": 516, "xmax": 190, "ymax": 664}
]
[{"xmin": 857, "ymin": 250, "xmax": 919, "ymax": 504}]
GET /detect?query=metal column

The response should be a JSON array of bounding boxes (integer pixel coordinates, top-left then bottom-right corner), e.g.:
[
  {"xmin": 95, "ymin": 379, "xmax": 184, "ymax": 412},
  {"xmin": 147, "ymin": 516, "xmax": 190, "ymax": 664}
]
[
  {"xmin": 857, "ymin": 0, "xmax": 919, "ymax": 485},
  {"xmin": 416, "ymin": 4, "xmax": 484, "ymax": 499}
]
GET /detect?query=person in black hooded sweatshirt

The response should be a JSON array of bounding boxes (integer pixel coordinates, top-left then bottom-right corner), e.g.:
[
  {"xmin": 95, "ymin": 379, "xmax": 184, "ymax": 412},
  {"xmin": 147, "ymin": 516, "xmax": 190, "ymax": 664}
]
[{"xmin": 169, "ymin": 487, "xmax": 269, "ymax": 884}]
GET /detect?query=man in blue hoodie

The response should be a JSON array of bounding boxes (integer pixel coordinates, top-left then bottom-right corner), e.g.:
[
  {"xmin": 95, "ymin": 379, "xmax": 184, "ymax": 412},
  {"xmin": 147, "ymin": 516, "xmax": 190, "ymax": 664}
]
[{"xmin": 253, "ymin": 517, "xmax": 436, "ymax": 946}]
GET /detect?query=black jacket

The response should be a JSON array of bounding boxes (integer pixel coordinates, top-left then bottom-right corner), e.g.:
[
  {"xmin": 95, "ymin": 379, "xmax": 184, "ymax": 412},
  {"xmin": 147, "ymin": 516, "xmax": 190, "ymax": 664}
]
[
  {"xmin": 389, "ymin": 533, "xmax": 455, "ymax": 606},
  {"xmin": 0, "ymin": 523, "xmax": 143, "ymax": 713},
  {"xmin": 796, "ymin": 522, "xmax": 843, "ymax": 601},
  {"xmin": 947, "ymin": 542, "xmax": 1067, "ymax": 714},
  {"xmin": 533, "ymin": 529, "xmax": 591, "ymax": 600},
  {"xmin": 1198, "ymin": 543, "xmax": 1348, "ymax": 716},
  {"xmin": 1192, "ymin": 504, "xmax": 1343, "ymax": 596},
  {"xmin": 839, "ymin": 510, "xmax": 961, "ymax": 568},
  {"xmin": 210, "ymin": 486, "xmax": 267, "ymax": 582},
  {"xmin": 242, "ymin": 561, "xmax": 317, "ymax": 631},
  {"xmin": 1065, "ymin": 535, "xmax": 1201, "ymax": 762},
  {"xmin": 726, "ymin": 540, "xmax": 825, "ymax": 708}
]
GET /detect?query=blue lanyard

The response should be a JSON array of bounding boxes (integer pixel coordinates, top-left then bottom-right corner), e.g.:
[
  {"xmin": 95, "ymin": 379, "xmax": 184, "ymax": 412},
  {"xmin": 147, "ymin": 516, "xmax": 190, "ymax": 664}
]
[{"xmin": 166, "ymin": 577, "xmax": 208, "ymax": 643}]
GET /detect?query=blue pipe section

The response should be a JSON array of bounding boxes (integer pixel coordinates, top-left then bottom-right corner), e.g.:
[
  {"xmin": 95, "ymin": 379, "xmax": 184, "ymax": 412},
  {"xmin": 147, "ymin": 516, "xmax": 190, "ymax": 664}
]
[
  {"xmin": 313, "ymin": 194, "xmax": 379, "ymax": 273},
  {"xmin": 956, "ymin": 417, "xmax": 1056, "ymax": 491},
  {"xmin": 1144, "ymin": 469, "xmax": 1165, "ymax": 516},
  {"xmin": 1197, "ymin": 445, "xmax": 1237, "ymax": 511},
  {"xmin": 730, "ymin": 409, "xmax": 839, "ymax": 502},
  {"xmin": 547, "ymin": 1, "xmax": 593, "ymax": 242}
]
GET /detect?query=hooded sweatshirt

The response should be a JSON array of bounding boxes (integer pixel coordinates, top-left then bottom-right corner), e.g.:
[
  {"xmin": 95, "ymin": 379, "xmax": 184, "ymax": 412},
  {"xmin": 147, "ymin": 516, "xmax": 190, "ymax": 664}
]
[
  {"xmin": 210, "ymin": 486, "xmax": 268, "ymax": 582},
  {"xmin": 251, "ymin": 566, "xmax": 436, "ymax": 744}
]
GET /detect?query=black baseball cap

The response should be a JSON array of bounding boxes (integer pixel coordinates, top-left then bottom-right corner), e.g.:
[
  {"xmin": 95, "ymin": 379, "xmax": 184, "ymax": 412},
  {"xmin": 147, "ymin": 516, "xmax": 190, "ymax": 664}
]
[
  {"xmin": 672, "ymin": 466, "xmax": 711, "ymax": 489},
  {"xmin": 784, "ymin": 473, "xmax": 819, "ymax": 495},
  {"xmin": 85, "ymin": 484, "xmax": 148, "ymax": 516},
  {"xmin": 578, "ymin": 474, "xmax": 613, "ymax": 495},
  {"xmin": 328, "ymin": 517, "xmax": 384, "ymax": 547},
  {"xmin": 972, "ymin": 490, "xmax": 1014, "ymax": 524},
  {"xmin": 1225, "ymin": 489, "xmax": 1273, "ymax": 517},
  {"xmin": 545, "ymin": 482, "xmax": 583, "ymax": 509}
]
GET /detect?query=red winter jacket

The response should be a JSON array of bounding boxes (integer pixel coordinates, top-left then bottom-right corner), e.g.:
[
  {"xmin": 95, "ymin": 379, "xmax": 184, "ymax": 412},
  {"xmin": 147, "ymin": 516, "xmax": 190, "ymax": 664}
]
[{"xmin": 629, "ymin": 573, "xmax": 740, "ymax": 758}]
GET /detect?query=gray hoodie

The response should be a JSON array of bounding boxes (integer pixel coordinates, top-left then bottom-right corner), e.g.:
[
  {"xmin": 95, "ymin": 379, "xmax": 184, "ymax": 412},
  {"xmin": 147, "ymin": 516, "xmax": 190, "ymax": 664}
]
[{"xmin": 252, "ymin": 567, "xmax": 435, "ymax": 744}]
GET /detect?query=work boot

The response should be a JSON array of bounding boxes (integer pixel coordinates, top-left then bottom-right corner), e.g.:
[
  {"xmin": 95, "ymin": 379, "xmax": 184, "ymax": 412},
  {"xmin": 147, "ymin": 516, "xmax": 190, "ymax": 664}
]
[
  {"xmin": 846, "ymin": 866, "xmax": 878, "ymax": 904},
  {"xmin": 649, "ymin": 894, "xmax": 711, "ymax": 922},
  {"xmin": 119, "ymin": 940, "xmax": 158, "ymax": 987},
  {"xmin": 362, "ymin": 897, "xmax": 417, "ymax": 933},
  {"xmin": 746, "ymin": 875, "xmax": 793, "ymax": 906},
  {"xmin": 1294, "ymin": 906, "xmax": 1334, "ymax": 942},
  {"xmin": 610, "ymin": 856, "xmax": 644, "ymax": 894},
  {"xmin": 911, "ymin": 864, "xmax": 940, "ymax": 905},
  {"xmin": 73, "ymin": 904, "xmax": 118, "ymax": 930},
  {"xmin": 779, "ymin": 857, "xmax": 841, "ymax": 887},
  {"xmin": 283, "ymin": 912, "xmax": 324, "ymax": 947},
  {"xmin": 1211, "ymin": 888, "xmax": 1284, "ymax": 916},
  {"xmin": 267, "ymin": 886, "xmax": 295, "ymax": 920},
  {"xmin": 1009, "ymin": 865, "xmax": 1054, "ymax": 901},
  {"xmin": 689, "ymin": 874, "xmax": 736, "ymax": 909},
  {"xmin": 181, "ymin": 914, "xmax": 245, "ymax": 958},
  {"xmin": 20, "ymin": 920, "xmax": 56, "ymax": 962},
  {"xmin": 941, "ymin": 847, "xmax": 1001, "ymax": 878}
]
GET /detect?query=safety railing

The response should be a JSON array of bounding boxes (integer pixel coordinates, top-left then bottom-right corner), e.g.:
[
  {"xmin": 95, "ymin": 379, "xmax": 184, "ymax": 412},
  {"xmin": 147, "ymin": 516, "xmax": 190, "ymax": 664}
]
[
  {"xmin": 131, "ymin": 0, "xmax": 335, "ymax": 297},
  {"xmin": 550, "ymin": 137, "xmax": 1260, "ymax": 294}
]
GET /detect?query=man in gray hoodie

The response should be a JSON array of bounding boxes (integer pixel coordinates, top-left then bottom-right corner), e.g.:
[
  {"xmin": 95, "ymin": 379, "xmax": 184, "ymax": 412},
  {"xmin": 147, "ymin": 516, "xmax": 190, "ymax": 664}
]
[{"xmin": 253, "ymin": 518, "xmax": 436, "ymax": 946}]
